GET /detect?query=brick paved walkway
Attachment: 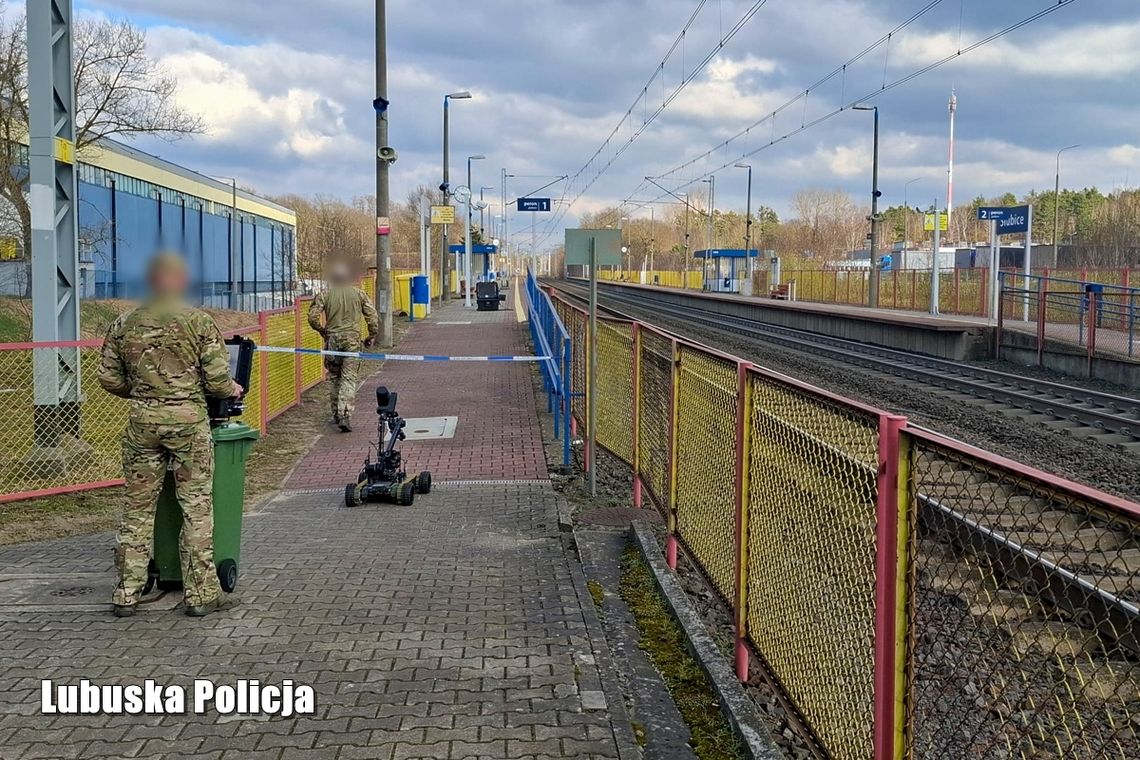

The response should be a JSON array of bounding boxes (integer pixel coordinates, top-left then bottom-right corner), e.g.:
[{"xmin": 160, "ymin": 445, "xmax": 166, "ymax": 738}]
[
  {"xmin": 0, "ymin": 301, "xmax": 629, "ymax": 759},
  {"xmin": 290, "ymin": 301, "xmax": 547, "ymax": 490}
]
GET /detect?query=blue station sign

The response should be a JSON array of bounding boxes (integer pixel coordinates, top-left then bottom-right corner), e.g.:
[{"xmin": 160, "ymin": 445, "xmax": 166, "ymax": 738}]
[
  {"xmin": 517, "ymin": 197, "xmax": 552, "ymax": 212},
  {"xmin": 977, "ymin": 205, "xmax": 1030, "ymax": 235}
]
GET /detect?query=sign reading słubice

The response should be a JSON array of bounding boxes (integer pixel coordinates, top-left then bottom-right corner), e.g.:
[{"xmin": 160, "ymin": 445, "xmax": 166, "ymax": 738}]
[{"xmin": 977, "ymin": 205, "xmax": 1030, "ymax": 235}]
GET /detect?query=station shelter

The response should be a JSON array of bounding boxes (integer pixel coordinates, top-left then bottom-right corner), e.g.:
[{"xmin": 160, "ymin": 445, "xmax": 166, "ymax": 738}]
[
  {"xmin": 449, "ymin": 243, "xmax": 501, "ymax": 288},
  {"xmin": 694, "ymin": 249, "xmax": 760, "ymax": 293}
]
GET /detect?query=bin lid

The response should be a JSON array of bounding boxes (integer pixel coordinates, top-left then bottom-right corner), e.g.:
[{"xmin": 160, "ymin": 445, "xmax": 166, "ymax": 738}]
[{"xmin": 212, "ymin": 422, "xmax": 260, "ymax": 442}]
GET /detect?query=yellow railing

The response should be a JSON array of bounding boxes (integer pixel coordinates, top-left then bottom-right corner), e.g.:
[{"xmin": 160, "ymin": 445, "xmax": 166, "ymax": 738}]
[
  {"xmin": 0, "ymin": 273, "xmax": 418, "ymax": 504},
  {"xmin": 546, "ymin": 288, "xmax": 1139, "ymax": 760}
]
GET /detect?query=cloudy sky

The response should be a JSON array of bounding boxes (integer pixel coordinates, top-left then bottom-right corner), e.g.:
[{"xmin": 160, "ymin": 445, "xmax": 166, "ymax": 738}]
[{"xmin": 68, "ymin": 0, "xmax": 1140, "ymax": 248}]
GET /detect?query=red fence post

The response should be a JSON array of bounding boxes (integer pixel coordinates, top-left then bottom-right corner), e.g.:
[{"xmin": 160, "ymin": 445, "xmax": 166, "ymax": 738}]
[
  {"xmin": 953, "ymin": 268, "xmax": 961, "ymax": 315},
  {"xmin": 1036, "ymin": 281, "xmax": 1047, "ymax": 367},
  {"xmin": 1087, "ymin": 292, "xmax": 1097, "ymax": 378},
  {"xmin": 293, "ymin": 297, "xmax": 303, "ymax": 405},
  {"xmin": 631, "ymin": 322, "xmax": 643, "ymax": 509},
  {"xmin": 258, "ymin": 310, "xmax": 270, "ymax": 432},
  {"xmin": 732, "ymin": 361, "xmax": 753, "ymax": 682},
  {"xmin": 665, "ymin": 337, "xmax": 681, "ymax": 570},
  {"xmin": 910, "ymin": 271, "xmax": 917, "ymax": 310},
  {"xmin": 873, "ymin": 413, "xmax": 907, "ymax": 760}
]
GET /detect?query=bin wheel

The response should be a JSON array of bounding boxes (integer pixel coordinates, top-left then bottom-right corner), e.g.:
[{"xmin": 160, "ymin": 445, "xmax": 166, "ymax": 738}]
[
  {"xmin": 397, "ymin": 481, "xmax": 416, "ymax": 506},
  {"xmin": 416, "ymin": 471, "xmax": 432, "ymax": 494},
  {"xmin": 217, "ymin": 559, "xmax": 238, "ymax": 593},
  {"xmin": 142, "ymin": 559, "xmax": 158, "ymax": 596},
  {"xmin": 345, "ymin": 483, "xmax": 362, "ymax": 508}
]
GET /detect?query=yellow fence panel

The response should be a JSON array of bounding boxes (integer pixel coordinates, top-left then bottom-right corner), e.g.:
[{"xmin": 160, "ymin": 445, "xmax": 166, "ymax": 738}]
[
  {"xmin": 298, "ymin": 298, "xmax": 325, "ymax": 391},
  {"xmin": 674, "ymin": 346, "xmax": 739, "ymax": 600},
  {"xmin": 594, "ymin": 320, "xmax": 635, "ymax": 464},
  {"xmin": 636, "ymin": 329, "xmax": 674, "ymax": 514},
  {"xmin": 744, "ymin": 371, "xmax": 881, "ymax": 760},
  {"xmin": 905, "ymin": 433, "xmax": 1140, "ymax": 759},
  {"xmin": 0, "ymin": 345, "xmax": 128, "ymax": 500},
  {"xmin": 262, "ymin": 311, "xmax": 297, "ymax": 422}
]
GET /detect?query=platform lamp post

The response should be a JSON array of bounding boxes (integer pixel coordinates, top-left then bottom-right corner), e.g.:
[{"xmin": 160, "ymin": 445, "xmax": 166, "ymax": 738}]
[
  {"xmin": 441, "ymin": 91, "xmax": 472, "ymax": 301},
  {"xmin": 853, "ymin": 103, "xmax": 882, "ymax": 307},
  {"xmin": 1053, "ymin": 144, "xmax": 1079, "ymax": 263},
  {"xmin": 465, "ymin": 155, "xmax": 485, "ymax": 297},
  {"xmin": 734, "ymin": 163, "xmax": 752, "ymax": 294},
  {"xmin": 903, "ymin": 177, "xmax": 922, "ymax": 253},
  {"xmin": 479, "ymin": 185, "xmax": 495, "ymax": 240}
]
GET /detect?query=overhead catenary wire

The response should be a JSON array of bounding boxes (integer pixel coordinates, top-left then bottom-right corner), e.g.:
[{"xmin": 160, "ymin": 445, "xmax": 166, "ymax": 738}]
[
  {"xmin": 532, "ymin": 0, "xmax": 775, "ymax": 247},
  {"xmin": 604, "ymin": 0, "xmax": 1080, "ymax": 224}
]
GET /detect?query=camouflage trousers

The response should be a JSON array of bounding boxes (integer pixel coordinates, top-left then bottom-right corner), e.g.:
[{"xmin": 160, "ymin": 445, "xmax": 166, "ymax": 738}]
[
  {"xmin": 325, "ymin": 333, "xmax": 363, "ymax": 420},
  {"xmin": 114, "ymin": 420, "xmax": 219, "ymax": 608}
]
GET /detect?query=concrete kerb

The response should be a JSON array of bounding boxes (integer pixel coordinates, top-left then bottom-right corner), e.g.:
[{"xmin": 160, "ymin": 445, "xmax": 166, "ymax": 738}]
[
  {"xmin": 630, "ymin": 521, "xmax": 787, "ymax": 760},
  {"xmin": 562, "ymin": 523, "xmax": 644, "ymax": 760}
]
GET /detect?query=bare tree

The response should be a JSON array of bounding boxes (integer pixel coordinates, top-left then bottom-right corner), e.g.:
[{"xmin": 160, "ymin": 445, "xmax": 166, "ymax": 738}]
[{"xmin": 0, "ymin": 4, "xmax": 204, "ymax": 291}]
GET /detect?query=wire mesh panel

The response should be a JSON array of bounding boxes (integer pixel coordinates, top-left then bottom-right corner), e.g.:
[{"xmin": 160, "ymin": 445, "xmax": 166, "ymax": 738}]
[
  {"xmin": 262, "ymin": 311, "xmax": 297, "ymax": 422},
  {"xmin": 905, "ymin": 432, "xmax": 1140, "ymax": 759},
  {"xmin": 298, "ymin": 298, "xmax": 325, "ymax": 391},
  {"xmin": 239, "ymin": 339, "xmax": 264, "ymax": 433},
  {"xmin": 744, "ymin": 370, "xmax": 881, "ymax": 760},
  {"xmin": 637, "ymin": 329, "xmax": 674, "ymax": 514},
  {"xmin": 594, "ymin": 319, "xmax": 634, "ymax": 464},
  {"xmin": 0, "ymin": 344, "xmax": 128, "ymax": 501},
  {"xmin": 674, "ymin": 345, "xmax": 739, "ymax": 600},
  {"xmin": 554, "ymin": 300, "xmax": 587, "ymax": 423}
]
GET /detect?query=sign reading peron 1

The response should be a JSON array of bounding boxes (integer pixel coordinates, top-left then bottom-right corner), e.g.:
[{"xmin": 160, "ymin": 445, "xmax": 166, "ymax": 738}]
[
  {"xmin": 977, "ymin": 205, "xmax": 1030, "ymax": 234},
  {"xmin": 517, "ymin": 198, "xmax": 551, "ymax": 212}
]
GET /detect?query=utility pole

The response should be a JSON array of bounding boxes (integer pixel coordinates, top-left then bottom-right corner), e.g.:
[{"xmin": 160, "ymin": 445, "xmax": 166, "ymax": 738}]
[{"xmin": 374, "ymin": 0, "xmax": 393, "ymax": 346}]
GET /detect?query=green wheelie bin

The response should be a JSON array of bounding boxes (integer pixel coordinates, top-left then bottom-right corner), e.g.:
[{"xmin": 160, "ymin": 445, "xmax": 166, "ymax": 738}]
[
  {"xmin": 147, "ymin": 337, "xmax": 259, "ymax": 594},
  {"xmin": 148, "ymin": 422, "xmax": 258, "ymax": 593}
]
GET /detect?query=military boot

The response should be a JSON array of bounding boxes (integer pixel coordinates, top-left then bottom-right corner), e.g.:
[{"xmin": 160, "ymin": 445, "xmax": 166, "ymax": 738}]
[
  {"xmin": 185, "ymin": 594, "xmax": 240, "ymax": 618},
  {"xmin": 112, "ymin": 604, "xmax": 136, "ymax": 618},
  {"xmin": 339, "ymin": 415, "xmax": 352, "ymax": 433}
]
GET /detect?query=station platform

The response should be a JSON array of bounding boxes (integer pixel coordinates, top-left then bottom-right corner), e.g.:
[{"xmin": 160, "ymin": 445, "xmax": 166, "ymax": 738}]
[
  {"xmin": 0, "ymin": 298, "xmax": 631, "ymax": 760},
  {"xmin": 593, "ymin": 279, "xmax": 992, "ymax": 360}
]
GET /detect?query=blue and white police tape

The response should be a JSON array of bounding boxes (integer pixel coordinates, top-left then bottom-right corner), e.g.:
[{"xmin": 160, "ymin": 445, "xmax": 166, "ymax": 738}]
[{"xmin": 255, "ymin": 345, "xmax": 550, "ymax": 362}]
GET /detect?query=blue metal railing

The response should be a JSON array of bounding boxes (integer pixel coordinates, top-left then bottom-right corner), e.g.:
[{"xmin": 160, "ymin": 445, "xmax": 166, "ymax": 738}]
[{"xmin": 524, "ymin": 270, "xmax": 572, "ymax": 468}]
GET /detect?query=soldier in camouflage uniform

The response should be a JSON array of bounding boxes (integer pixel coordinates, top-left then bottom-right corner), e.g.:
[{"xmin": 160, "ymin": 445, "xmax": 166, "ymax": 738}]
[
  {"xmin": 99, "ymin": 252, "xmax": 244, "ymax": 618},
  {"xmin": 307, "ymin": 264, "xmax": 379, "ymax": 432}
]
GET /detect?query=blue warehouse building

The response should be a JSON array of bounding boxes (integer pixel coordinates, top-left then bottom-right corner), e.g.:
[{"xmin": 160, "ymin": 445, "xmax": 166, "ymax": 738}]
[{"xmin": 1, "ymin": 138, "xmax": 297, "ymax": 311}]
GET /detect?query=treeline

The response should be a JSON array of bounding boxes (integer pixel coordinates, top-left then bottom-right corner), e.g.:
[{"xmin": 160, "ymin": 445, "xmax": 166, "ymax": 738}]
[{"xmin": 575, "ymin": 186, "xmax": 1140, "ymax": 272}]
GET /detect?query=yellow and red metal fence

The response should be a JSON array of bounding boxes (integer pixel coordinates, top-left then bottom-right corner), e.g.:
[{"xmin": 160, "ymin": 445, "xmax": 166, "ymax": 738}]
[
  {"xmin": 0, "ymin": 295, "xmax": 328, "ymax": 504},
  {"xmin": 547, "ymin": 287, "xmax": 1139, "ymax": 760}
]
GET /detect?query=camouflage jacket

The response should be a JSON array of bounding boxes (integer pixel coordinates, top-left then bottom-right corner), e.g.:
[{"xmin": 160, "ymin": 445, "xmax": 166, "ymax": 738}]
[
  {"xmin": 98, "ymin": 299, "xmax": 234, "ymax": 424},
  {"xmin": 307, "ymin": 286, "xmax": 379, "ymax": 340}
]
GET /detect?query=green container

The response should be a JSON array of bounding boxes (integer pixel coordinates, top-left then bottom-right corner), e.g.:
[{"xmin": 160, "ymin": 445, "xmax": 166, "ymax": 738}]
[{"xmin": 151, "ymin": 422, "xmax": 259, "ymax": 593}]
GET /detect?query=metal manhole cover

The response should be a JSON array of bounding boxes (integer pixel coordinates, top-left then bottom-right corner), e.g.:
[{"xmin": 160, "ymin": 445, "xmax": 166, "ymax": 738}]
[
  {"xmin": 0, "ymin": 573, "xmax": 179, "ymax": 611},
  {"xmin": 402, "ymin": 416, "xmax": 458, "ymax": 440},
  {"xmin": 51, "ymin": 586, "xmax": 95, "ymax": 598}
]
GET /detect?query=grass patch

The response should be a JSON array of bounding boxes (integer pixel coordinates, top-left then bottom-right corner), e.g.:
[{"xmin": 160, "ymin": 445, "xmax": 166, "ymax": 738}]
[
  {"xmin": 0, "ymin": 297, "xmax": 258, "ymax": 342},
  {"xmin": 587, "ymin": 579, "xmax": 605, "ymax": 608},
  {"xmin": 619, "ymin": 544, "xmax": 745, "ymax": 760}
]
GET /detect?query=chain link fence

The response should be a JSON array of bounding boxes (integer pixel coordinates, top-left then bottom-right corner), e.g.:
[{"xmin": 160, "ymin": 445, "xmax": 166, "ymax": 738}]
[
  {"xmin": 1, "ymin": 293, "xmax": 339, "ymax": 504},
  {"xmin": 904, "ymin": 430, "xmax": 1140, "ymax": 759}
]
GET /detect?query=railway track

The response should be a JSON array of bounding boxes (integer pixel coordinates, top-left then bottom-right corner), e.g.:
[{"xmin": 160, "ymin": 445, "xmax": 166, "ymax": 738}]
[
  {"xmin": 550, "ymin": 279, "xmax": 1140, "ymax": 449},
  {"xmin": 546, "ymin": 278, "xmax": 1140, "ymax": 757}
]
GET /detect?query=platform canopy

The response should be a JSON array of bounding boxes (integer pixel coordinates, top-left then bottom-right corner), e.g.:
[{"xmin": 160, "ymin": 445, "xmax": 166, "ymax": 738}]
[
  {"xmin": 693, "ymin": 248, "xmax": 760, "ymax": 259},
  {"xmin": 449, "ymin": 243, "xmax": 499, "ymax": 254}
]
